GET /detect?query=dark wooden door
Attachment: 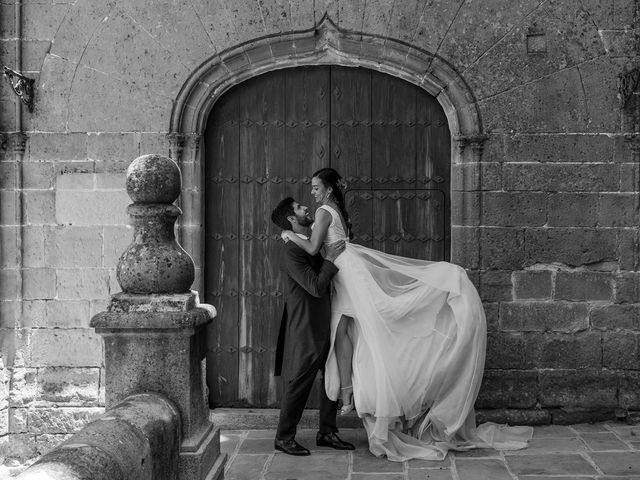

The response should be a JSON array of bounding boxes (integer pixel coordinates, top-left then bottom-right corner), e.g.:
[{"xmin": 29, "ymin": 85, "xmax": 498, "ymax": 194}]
[{"xmin": 204, "ymin": 66, "xmax": 450, "ymax": 408}]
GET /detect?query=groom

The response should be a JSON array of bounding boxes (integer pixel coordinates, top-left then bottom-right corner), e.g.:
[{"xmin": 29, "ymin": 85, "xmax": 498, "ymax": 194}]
[{"xmin": 271, "ymin": 197, "xmax": 355, "ymax": 456}]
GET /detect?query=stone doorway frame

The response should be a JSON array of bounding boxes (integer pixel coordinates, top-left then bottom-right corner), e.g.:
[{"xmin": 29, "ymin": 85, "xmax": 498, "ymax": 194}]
[{"xmin": 168, "ymin": 15, "xmax": 486, "ymax": 291}]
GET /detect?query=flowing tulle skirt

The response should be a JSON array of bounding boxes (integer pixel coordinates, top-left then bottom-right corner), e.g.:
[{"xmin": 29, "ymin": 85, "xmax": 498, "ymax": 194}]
[{"xmin": 324, "ymin": 243, "xmax": 532, "ymax": 461}]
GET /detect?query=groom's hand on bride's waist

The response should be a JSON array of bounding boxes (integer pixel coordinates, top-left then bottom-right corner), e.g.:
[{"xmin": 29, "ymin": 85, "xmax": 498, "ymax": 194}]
[{"xmin": 324, "ymin": 241, "xmax": 345, "ymax": 262}]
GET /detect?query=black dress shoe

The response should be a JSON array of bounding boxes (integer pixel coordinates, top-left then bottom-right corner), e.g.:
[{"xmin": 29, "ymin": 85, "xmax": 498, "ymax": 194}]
[
  {"xmin": 316, "ymin": 432, "xmax": 355, "ymax": 450},
  {"xmin": 274, "ymin": 438, "xmax": 310, "ymax": 456}
]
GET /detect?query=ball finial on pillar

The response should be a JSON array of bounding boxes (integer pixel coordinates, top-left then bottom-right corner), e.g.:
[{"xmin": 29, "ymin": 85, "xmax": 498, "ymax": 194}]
[{"xmin": 116, "ymin": 154, "xmax": 195, "ymax": 294}]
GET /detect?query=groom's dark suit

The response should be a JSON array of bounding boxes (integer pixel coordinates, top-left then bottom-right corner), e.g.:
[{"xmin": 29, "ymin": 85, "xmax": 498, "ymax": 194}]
[{"xmin": 275, "ymin": 240, "xmax": 339, "ymax": 441}]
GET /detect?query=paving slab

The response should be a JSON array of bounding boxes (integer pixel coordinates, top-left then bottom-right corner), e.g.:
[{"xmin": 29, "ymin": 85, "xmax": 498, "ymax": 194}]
[
  {"xmin": 266, "ymin": 452, "xmax": 349, "ymax": 480},
  {"xmin": 590, "ymin": 451, "xmax": 640, "ymax": 475},
  {"xmin": 220, "ymin": 424, "xmax": 640, "ymax": 480},
  {"xmin": 353, "ymin": 450, "xmax": 405, "ymax": 473},
  {"xmin": 506, "ymin": 453, "xmax": 598, "ymax": 476},
  {"xmin": 455, "ymin": 458, "xmax": 512, "ymax": 480},
  {"xmin": 225, "ymin": 453, "xmax": 270, "ymax": 480},
  {"xmin": 505, "ymin": 436, "xmax": 585, "ymax": 455},
  {"xmin": 408, "ymin": 469, "xmax": 453, "ymax": 480},
  {"xmin": 581, "ymin": 432, "xmax": 630, "ymax": 451}
]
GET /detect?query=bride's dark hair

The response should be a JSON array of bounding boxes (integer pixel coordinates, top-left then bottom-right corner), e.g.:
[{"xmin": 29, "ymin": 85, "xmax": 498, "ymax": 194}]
[{"xmin": 312, "ymin": 167, "xmax": 353, "ymax": 240}]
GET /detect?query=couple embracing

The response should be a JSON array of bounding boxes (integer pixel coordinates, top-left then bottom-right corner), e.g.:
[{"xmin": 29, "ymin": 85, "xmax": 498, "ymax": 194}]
[{"xmin": 271, "ymin": 168, "xmax": 532, "ymax": 461}]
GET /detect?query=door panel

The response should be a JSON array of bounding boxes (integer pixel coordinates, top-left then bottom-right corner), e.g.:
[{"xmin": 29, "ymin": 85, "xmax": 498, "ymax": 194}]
[{"xmin": 205, "ymin": 66, "xmax": 451, "ymax": 408}]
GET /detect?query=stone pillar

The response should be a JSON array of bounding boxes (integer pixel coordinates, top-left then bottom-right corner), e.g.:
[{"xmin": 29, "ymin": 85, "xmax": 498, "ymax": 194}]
[{"xmin": 90, "ymin": 154, "xmax": 225, "ymax": 480}]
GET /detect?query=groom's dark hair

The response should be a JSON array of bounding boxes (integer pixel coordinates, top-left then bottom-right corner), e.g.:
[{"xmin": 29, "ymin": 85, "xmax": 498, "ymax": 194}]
[{"xmin": 271, "ymin": 197, "xmax": 296, "ymax": 230}]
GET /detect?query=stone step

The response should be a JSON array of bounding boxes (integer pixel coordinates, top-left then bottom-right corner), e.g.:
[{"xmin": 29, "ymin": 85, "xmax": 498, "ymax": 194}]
[{"xmin": 209, "ymin": 408, "xmax": 363, "ymax": 430}]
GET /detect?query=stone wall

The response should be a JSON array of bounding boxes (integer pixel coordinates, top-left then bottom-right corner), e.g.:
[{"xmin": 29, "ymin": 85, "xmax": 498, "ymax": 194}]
[{"xmin": 1, "ymin": 0, "xmax": 639, "ymax": 470}]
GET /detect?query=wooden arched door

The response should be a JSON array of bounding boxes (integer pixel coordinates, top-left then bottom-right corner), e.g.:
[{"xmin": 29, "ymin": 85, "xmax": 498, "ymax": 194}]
[{"xmin": 204, "ymin": 66, "xmax": 450, "ymax": 408}]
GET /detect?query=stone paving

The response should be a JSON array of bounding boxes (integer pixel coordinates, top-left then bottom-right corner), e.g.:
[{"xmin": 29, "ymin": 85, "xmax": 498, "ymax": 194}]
[{"xmin": 221, "ymin": 423, "xmax": 640, "ymax": 480}]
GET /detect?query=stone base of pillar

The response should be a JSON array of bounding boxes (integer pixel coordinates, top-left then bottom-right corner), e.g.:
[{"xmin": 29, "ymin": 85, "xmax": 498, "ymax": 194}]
[
  {"xmin": 179, "ymin": 425, "xmax": 226, "ymax": 480},
  {"xmin": 91, "ymin": 291, "xmax": 226, "ymax": 480}
]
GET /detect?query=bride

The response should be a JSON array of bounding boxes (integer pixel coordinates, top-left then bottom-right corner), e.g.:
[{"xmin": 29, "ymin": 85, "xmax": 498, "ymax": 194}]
[{"xmin": 281, "ymin": 167, "xmax": 532, "ymax": 461}]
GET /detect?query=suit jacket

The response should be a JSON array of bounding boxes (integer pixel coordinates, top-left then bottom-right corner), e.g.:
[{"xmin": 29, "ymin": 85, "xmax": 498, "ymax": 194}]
[{"xmin": 274, "ymin": 241, "xmax": 338, "ymax": 377}]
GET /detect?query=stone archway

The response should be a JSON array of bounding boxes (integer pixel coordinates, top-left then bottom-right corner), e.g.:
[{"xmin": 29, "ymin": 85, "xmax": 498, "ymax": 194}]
[{"xmin": 169, "ymin": 16, "xmax": 486, "ymax": 293}]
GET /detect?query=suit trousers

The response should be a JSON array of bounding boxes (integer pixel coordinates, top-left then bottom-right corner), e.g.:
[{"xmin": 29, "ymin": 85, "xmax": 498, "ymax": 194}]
[{"xmin": 276, "ymin": 344, "xmax": 338, "ymax": 441}]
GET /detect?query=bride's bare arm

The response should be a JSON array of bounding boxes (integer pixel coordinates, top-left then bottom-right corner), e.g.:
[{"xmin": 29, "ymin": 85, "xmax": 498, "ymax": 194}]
[{"xmin": 283, "ymin": 209, "xmax": 331, "ymax": 255}]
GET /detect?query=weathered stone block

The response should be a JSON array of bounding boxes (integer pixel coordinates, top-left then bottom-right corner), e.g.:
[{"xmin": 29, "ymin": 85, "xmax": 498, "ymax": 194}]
[
  {"xmin": 27, "ymin": 407, "xmax": 103, "ymax": 434},
  {"xmin": 9, "ymin": 367, "xmax": 37, "ymax": 407},
  {"xmin": 0, "ymin": 300, "xmax": 19, "ymax": 329},
  {"xmin": 525, "ymin": 228, "xmax": 618, "ymax": 268},
  {"xmin": 503, "ymin": 164, "xmax": 619, "ymax": 192},
  {"xmin": 22, "ymin": 268, "xmax": 56, "ymax": 300},
  {"xmin": 484, "ymin": 302, "xmax": 499, "ymax": 332},
  {"xmin": 139, "ymin": 133, "xmax": 171, "ymax": 159},
  {"xmin": 591, "ymin": 304, "xmax": 640, "ymax": 330},
  {"xmin": 103, "ymin": 225, "xmax": 132, "ymax": 269},
  {"xmin": 9, "ymin": 408, "xmax": 28, "ymax": 433},
  {"xmin": 28, "ymin": 133, "xmax": 87, "ymax": 161},
  {"xmin": 45, "ymin": 226, "xmax": 103, "ymax": 268},
  {"xmin": 44, "ymin": 300, "xmax": 91, "ymax": 328},
  {"xmin": 0, "ymin": 226, "xmax": 18, "ymax": 268},
  {"xmin": 0, "ymin": 268, "xmax": 18, "ymax": 300},
  {"xmin": 513, "ymin": 270, "xmax": 553, "ymax": 300},
  {"xmin": 56, "ymin": 172, "xmax": 94, "ymax": 190},
  {"xmin": 577, "ymin": 57, "xmax": 623, "ymax": 132},
  {"xmin": 479, "ymin": 68, "xmax": 590, "ymax": 133},
  {"xmin": 0, "ymin": 433, "xmax": 37, "ymax": 461},
  {"xmin": 451, "ymin": 163, "xmax": 502, "ymax": 191},
  {"xmin": 0, "ymin": 190, "xmax": 16, "ymax": 226},
  {"xmin": 482, "ymin": 192, "xmax": 547, "ymax": 227},
  {"xmin": 23, "ymin": 3, "xmax": 69, "ymax": 40},
  {"xmin": 539, "ymin": 370, "xmax": 617, "ymax": 408},
  {"xmin": 620, "ymin": 164, "xmax": 639, "ymax": 192},
  {"xmin": 23, "ymin": 191, "xmax": 56, "ymax": 224},
  {"xmin": 96, "ymin": 173, "xmax": 126, "ymax": 190},
  {"xmin": 56, "ymin": 268, "xmax": 109, "ymax": 300},
  {"xmin": 56, "ymin": 190, "xmax": 129, "ymax": 225},
  {"xmin": 486, "ymin": 333, "xmax": 525, "ymax": 369},
  {"xmin": 36, "ymin": 367, "xmax": 101, "ymax": 405},
  {"xmin": 0, "ymin": 162, "xmax": 16, "ymax": 189},
  {"xmin": 476, "ymin": 408, "xmax": 550, "ymax": 426},
  {"xmin": 555, "ymin": 271, "xmax": 613, "ymax": 301},
  {"xmin": 505, "ymin": 134, "xmax": 614, "ymax": 163},
  {"xmin": 451, "ymin": 226, "xmax": 479, "ymax": 269},
  {"xmin": 55, "ymin": 161, "xmax": 94, "ymax": 176},
  {"xmin": 479, "ymin": 270, "xmax": 512, "ymax": 302},
  {"xmin": 548, "ymin": 193, "xmax": 598, "ymax": 227},
  {"xmin": 619, "ymin": 372, "xmax": 640, "ymax": 409},
  {"xmin": 479, "ymin": 228, "xmax": 525, "ymax": 270},
  {"xmin": 598, "ymin": 194, "xmax": 639, "ymax": 227},
  {"xmin": 615, "ymin": 272, "xmax": 640, "ymax": 303},
  {"xmin": 618, "ymin": 229, "xmax": 639, "ymax": 271},
  {"xmin": 603, "ymin": 332, "xmax": 640, "ymax": 369},
  {"xmin": 20, "ymin": 300, "xmax": 46, "ymax": 328},
  {"xmin": 22, "ymin": 226, "xmax": 45, "ymax": 268},
  {"xmin": 501, "ymin": 302, "xmax": 589, "ymax": 333},
  {"xmin": 28, "ymin": 329, "xmax": 103, "ymax": 367},
  {"xmin": 22, "ymin": 162, "xmax": 54, "ymax": 190},
  {"xmin": 451, "ymin": 192, "xmax": 480, "ymax": 226},
  {"xmin": 87, "ymin": 132, "xmax": 139, "ymax": 163},
  {"xmin": 0, "ymin": 408, "xmax": 7, "ymax": 436},
  {"xmin": 524, "ymin": 332, "xmax": 602, "ymax": 369},
  {"xmin": 476, "ymin": 370, "xmax": 538, "ymax": 409}
]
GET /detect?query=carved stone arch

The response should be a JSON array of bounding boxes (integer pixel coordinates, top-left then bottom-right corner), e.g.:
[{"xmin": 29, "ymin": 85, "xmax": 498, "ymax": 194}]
[
  {"xmin": 171, "ymin": 16, "xmax": 485, "ymax": 288},
  {"xmin": 170, "ymin": 16, "xmax": 484, "ymax": 153}
]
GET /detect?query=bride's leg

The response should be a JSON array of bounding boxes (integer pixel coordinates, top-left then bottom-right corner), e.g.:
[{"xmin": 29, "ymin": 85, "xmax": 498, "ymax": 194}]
[{"xmin": 335, "ymin": 314, "xmax": 354, "ymax": 413}]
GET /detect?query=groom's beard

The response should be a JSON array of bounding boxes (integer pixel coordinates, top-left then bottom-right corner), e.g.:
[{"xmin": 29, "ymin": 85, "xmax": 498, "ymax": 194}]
[{"xmin": 297, "ymin": 214, "xmax": 313, "ymax": 227}]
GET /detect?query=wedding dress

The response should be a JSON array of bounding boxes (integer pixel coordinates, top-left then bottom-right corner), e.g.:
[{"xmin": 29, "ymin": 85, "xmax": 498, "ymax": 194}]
[{"xmin": 317, "ymin": 204, "xmax": 532, "ymax": 461}]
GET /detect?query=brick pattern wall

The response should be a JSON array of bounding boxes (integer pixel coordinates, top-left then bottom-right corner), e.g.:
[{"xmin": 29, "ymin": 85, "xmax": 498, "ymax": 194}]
[
  {"xmin": 0, "ymin": 0, "xmax": 638, "ymax": 469},
  {"xmin": 472, "ymin": 133, "xmax": 640, "ymax": 424}
]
